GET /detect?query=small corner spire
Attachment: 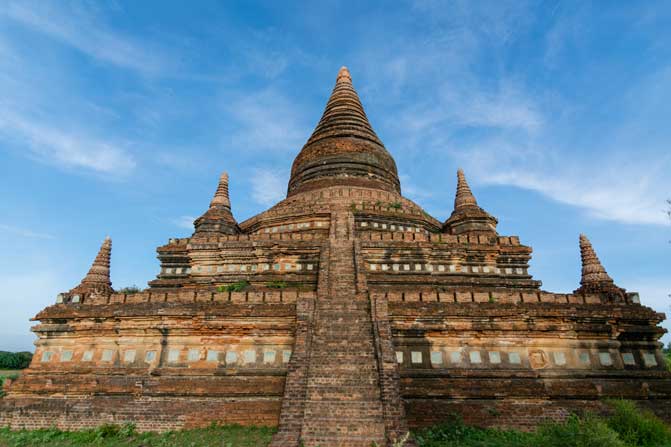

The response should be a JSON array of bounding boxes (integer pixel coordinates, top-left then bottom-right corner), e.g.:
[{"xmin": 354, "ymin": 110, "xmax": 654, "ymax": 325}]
[
  {"xmin": 574, "ymin": 234, "xmax": 625, "ymax": 300},
  {"xmin": 578, "ymin": 234, "xmax": 613, "ymax": 286},
  {"xmin": 336, "ymin": 66, "xmax": 352, "ymax": 84},
  {"xmin": 194, "ymin": 171, "xmax": 239, "ymax": 235},
  {"xmin": 443, "ymin": 168, "xmax": 497, "ymax": 235},
  {"xmin": 454, "ymin": 169, "xmax": 478, "ymax": 210},
  {"xmin": 73, "ymin": 236, "xmax": 113, "ymax": 294},
  {"xmin": 210, "ymin": 171, "xmax": 231, "ymax": 209}
]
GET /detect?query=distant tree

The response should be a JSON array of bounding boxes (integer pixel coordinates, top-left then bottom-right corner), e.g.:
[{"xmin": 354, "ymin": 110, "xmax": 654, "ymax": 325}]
[{"xmin": 0, "ymin": 351, "xmax": 33, "ymax": 369}]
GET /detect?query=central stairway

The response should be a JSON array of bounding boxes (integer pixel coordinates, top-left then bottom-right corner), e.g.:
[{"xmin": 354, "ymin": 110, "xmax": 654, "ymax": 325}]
[{"xmin": 271, "ymin": 210, "xmax": 391, "ymax": 447}]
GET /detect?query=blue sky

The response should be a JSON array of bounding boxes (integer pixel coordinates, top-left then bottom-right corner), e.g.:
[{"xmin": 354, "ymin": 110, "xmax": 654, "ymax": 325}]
[{"xmin": 0, "ymin": 0, "xmax": 669, "ymax": 352}]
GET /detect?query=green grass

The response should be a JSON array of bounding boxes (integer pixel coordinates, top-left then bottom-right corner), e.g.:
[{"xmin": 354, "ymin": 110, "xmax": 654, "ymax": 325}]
[
  {"xmin": 412, "ymin": 401, "xmax": 671, "ymax": 447},
  {"xmin": 0, "ymin": 424, "xmax": 275, "ymax": 447},
  {"xmin": 0, "ymin": 401, "xmax": 669, "ymax": 447}
]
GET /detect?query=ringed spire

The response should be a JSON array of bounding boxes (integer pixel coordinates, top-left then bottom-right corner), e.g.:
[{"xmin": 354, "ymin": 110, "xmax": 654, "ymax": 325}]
[
  {"xmin": 287, "ymin": 66, "xmax": 400, "ymax": 196},
  {"xmin": 443, "ymin": 169, "xmax": 497, "ymax": 235},
  {"xmin": 574, "ymin": 234, "xmax": 625, "ymax": 299},
  {"xmin": 194, "ymin": 172, "xmax": 239, "ymax": 235},
  {"xmin": 71, "ymin": 236, "xmax": 113, "ymax": 295}
]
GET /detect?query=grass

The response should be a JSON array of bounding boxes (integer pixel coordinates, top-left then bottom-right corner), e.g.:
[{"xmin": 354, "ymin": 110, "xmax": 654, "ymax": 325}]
[
  {"xmin": 0, "ymin": 401, "xmax": 669, "ymax": 447},
  {"xmin": 412, "ymin": 401, "xmax": 671, "ymax": 447},
  {"xmin": 0, "ymin": 424, "xmax": 275, "ymax": 447}
]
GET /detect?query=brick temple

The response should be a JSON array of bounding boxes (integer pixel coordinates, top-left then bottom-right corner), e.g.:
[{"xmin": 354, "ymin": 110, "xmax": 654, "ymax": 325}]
[{"xmin": 2, "ymin": 67, "xmax": 670, "ymax": 447}]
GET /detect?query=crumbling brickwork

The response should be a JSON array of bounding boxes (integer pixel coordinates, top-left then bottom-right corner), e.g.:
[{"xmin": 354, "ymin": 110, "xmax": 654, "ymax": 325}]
[{"xmin": 2, "ymin": 67, "xmax": 669, "ymax": 447}]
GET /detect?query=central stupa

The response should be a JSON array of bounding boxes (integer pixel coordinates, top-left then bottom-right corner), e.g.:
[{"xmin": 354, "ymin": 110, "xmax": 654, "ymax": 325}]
[{"xmin": 288, "ymin": 67, "xmax": 400, "ymax": 196}]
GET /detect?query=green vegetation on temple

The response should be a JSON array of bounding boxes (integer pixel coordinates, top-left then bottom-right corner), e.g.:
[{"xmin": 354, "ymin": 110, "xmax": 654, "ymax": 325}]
[
  {"xmin": 217, "ymin": 280, "xmax": 250, "ymax": 292},
  {"xmin": 1, "ymin": 401, "xmax": 670, "ymax": 447}
]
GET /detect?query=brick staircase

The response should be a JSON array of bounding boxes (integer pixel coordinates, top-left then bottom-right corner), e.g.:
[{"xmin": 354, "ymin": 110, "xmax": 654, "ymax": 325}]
[{"xmin": 271, "ymin": 210, "xmax": 403, "ymax": 447}]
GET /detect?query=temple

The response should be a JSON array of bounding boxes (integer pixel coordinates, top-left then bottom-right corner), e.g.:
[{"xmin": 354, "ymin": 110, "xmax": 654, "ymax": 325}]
[{"xmin": 1, "ymin": 67, "xmax": 669, "ymax": 447}]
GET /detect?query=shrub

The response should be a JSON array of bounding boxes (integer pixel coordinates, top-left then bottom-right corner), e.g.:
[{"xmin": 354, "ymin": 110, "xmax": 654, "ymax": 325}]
[
  {"xmin": 606, "ymin": 400, "xmax": 671, "ymax": 447},
  {"xmin": 218, "ymin": 281, "xmax": 250, "ymax": 293},
  {"xmin": 413, "ymin": 414, "xmax": 531, "ymax": 447},
  {"xmin": 266, "ymin": 280, "xmax": 288, "ymax": 289},
  {"xmin": 389, "ymin": 201, "xmax": 402, "ymax": 210},
  {"xmin": 117, "ymin": 285, "xmax": 141, "ymax": 294},
  {"xmin": 534, "ymin": 414, "xmax": 625, "ymax": 447}
]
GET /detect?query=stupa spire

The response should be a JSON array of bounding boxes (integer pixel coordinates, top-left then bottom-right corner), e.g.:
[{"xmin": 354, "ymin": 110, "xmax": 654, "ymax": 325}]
[
  {"xmin": 443, "ymin": 169, "xmax": 497, "ymax": 235},
  {"xmin": 454, "ymin": 168, "xmax": 478, "ymax": 210},
  {"xmin": 574, "ymin": 234, "xmax": 625, "ymax": 299},
  {"xmin": 194, "ymin": 171, "xmax": 239, "ymax": 235},
  {"xmin": 287, "ymin": 66, "xmax": 400, "ymax": 196},
  {"xmin": 72, "ymin": 236, "xmax": 113, "ymax": 294},
  {"xmin": 576, "ymin": 234, "xmax": 613, "ymax": 286},
  {"xmin": 210, "ymin": 172, "xmax": 231, "ymax": 209}
]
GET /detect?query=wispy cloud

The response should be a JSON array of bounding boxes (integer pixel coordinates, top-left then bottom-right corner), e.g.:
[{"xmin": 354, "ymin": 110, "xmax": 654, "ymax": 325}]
[
  {"xmin": 0, "ymin": 110, "xmax": 136, "ymax": 175},
  {"xmin": 399, "ymin": 174, "xmax": 433, "ymax": 202},
  {"xmin": 0, "ymin": 223, "xmax": 55, "ymax": 240},
  {"xmin": 457, "ymin": 138, "xmax": 671, "ymax": 226},
  {"xmin": 171, "ymin": 216, "xmax": 195, "ymax": 230},
  {"xmin": 0, "ymin": 1, "xmax": 171, "ymax": 75},
  {"xmin": 354, "ymin": 2, "xmax": 669, "ymax": 228},
  {"xmin": 250, "ymin": 168, "xmax": 286, "ymax": 206},
  {"xmin": 224, "ymin": 89, "xmax": 311, "ymax": 153}
]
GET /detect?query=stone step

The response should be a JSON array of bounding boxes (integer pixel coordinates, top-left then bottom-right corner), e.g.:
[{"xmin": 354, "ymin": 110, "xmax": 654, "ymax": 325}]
[
  {"xmin": 300, "ymin": 434, "xmax": 387, "ymax": 447},
  {"xmin": 303, "ymin": 403, "xmax": 384, "ymax": 419},
  {"xmin": 308, "ymin": 364, "xmax": 379, "ymax": 375},
  {"xmin": 307, "ymin": 376, "xmax": 379, "ymax": 386},
  {"xmin": 306, "ymin": 388, "xmax": 381, "ymax": 401}
]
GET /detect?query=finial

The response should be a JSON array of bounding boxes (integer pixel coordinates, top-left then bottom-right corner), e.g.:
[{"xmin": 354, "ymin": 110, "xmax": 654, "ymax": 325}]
[
  {"xmin": 336, "ymin": 66, "xmax": 352, "ymax": 84},
  {"xmin": 578, "ymin": 234, "xmax": 614, "ymax": 287},
  {"xmin": 194, "ymin": 171, "xmax": 239, "ymax": 235},
  {"xmin": 73, "ymin": 236, "xmax": 113, "ymax": 294},
  {"xmin": 454, "ymin": 169, "xmax": 478, "ymax": 210},
  {"xmin": 210, "ymin": 171, "xmax": 231, "ymax": 209}
]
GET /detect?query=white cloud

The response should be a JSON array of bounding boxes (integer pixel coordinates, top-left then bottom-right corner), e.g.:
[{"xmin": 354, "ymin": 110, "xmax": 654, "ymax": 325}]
[
  {"xmin": 456, "ymin": 136, "xmax": 671, "ymax": 226},
  {"xmin": 0, "ymin": 223, "xmax": 55, "ymax": 240},
  {"xmin": 399, "ymin": 174, "xmax": 433, "ymax": 202},
  {"xmin": 172, "ymin": 216, "xmax": 195, "ymax": 230},
  {"xmin": 225, "ymin": 89, "xmax": 310, "ymax": 153},
  {"xmin": 1, "ymin": 1, "xmax": 171, "ymax": 75},
  {"xmin": 250, "ymin": 168, "xmax": 286, "ymax": 206},
  {"xmin": 0, "ymin": 110, "xmax": 136, "ymax": 175}
]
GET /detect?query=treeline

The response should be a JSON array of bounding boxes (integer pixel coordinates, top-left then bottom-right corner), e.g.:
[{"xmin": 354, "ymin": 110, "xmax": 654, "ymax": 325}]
[{"xmin": 0, "ymin": 351, "xmax": 33, "ymax": 369}]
